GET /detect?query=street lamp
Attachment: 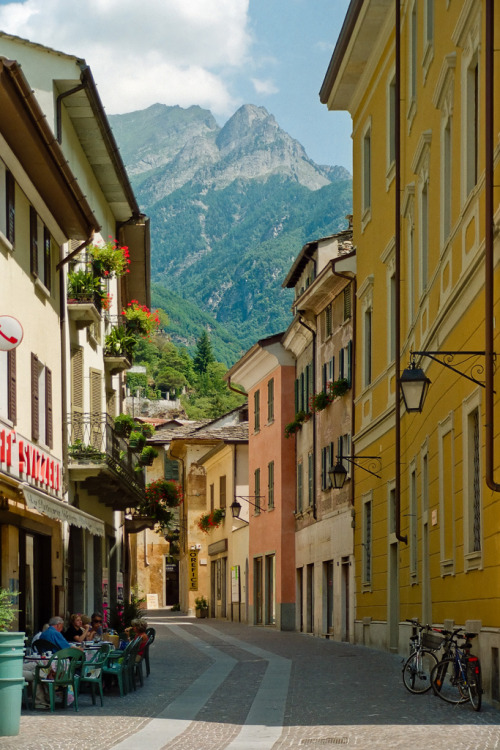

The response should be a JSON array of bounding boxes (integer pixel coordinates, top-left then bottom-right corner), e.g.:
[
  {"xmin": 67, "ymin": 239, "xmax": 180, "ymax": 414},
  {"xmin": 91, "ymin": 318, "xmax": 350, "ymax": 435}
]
[
  {"xmin": 400, "ymin": 359, "xmax": 431, "ymax": 413},
  {"xmin": 328, "ymin": 455, "xmax": 382, "ymax": 490},
  {"xmin": 329, "ymin": 461, "xmax": 348, "ymax": 489},
  {"xmin": 230, "ymin": 496, "xmax": 265, "ymax": 519}
]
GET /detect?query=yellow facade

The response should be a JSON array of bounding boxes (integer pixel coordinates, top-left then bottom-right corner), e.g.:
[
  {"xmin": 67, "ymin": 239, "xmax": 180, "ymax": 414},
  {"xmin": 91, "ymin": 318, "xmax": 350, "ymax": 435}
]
[{"xmin": 322, "ymin": 0, "xmax": 500, "ymax": 696}]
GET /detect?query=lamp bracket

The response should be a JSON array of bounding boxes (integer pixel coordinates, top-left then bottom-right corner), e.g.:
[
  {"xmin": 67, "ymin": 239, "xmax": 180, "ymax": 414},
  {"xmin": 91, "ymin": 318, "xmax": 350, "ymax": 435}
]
[
  {"xmin": 234, "ymin": 495, "xmax": 265, "ymax": 510},
  {"xmin": 339, "ymin": 455, "xmax": 381, "ymax": 479},
  {"xmin": 411, "ymin": 350, "xmax": 490, "ymax": 389}
]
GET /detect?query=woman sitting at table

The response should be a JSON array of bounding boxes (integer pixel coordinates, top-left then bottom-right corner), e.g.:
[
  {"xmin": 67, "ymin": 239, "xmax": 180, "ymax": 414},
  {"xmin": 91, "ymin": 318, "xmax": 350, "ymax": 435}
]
[
  {"xmin": 125, "ymin": 618, "xmax": 149, "ymax": 662},
  {"xmin": 63, "ymin": 613, "xmax": 92, "ymax": 643}
]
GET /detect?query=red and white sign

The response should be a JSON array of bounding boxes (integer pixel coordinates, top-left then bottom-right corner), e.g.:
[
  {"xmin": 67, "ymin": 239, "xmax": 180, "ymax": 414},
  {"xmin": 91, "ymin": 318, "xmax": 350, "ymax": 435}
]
[
  {"xmin": 0, "ymin": 316, "xmax": 23, "ymax": 351},
  {"xmin": 0, "ymin": 425, "xmax": 61, "ymax": 496}
]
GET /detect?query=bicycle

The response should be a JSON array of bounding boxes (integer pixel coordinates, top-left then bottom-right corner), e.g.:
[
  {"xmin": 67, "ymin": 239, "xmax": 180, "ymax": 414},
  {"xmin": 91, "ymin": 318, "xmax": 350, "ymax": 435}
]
[
  {"xmin": 430, "ymin": 628, "xmax": 482, "ymax": 711},
  {"xmin": 402, "ymin": 619, "xmax": 442, "ymax": 694}
]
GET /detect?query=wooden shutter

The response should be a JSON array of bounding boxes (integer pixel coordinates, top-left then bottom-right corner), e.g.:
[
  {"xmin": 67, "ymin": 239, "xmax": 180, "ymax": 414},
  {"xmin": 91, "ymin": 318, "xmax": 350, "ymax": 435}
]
[
  {"xmin": 31, "ymin": 353, "xmax": 39, "ymax": 441},
  {"xmin": 43, "ymin": 227, "xmax": 52, "ymax": 292},
  {"xmin": 30, "ymin": 206, "xmax": 38, "ymax": 277},
  {"xmin": 339, "ymin": 348, "xmax": 345, "ymax": 380},
  {"xmin": 45, "ymin": 367, "xmax": 53, "ymax": 448},
  {"xmin": 343, "ymin": 285, "xmax": 352, "ymax": 320},
  {"xmin": 164, "ymin": 458, "xmax": 180, "ymax": 481},
  {"xmin": 267, "ymin": 378, "xmax": 274, "ymax": 422},
  {"xmin": 89, "ymin": 369, "xmax": 102, "ymax": 449},
  {"xmin": 106, "ymin": 389, "xmax": 116, "ymax": 418},
  {"xmin": 347, "ymin": 340, "xmax": 353, "ymax": 387},
  {"xmin": 71, "ymin": 348, "xmax": 84, "ymax": 441},
  {"xmin": 219, "ymin": 475, "xmax": 226, "ymax": 509},
  {"xmin": 6, "ymin": 170, "xmax": 15, "ymax": 245},
  {"xmin": 7, "ymin": 349, "xmax": 16, "ymax": 423}
]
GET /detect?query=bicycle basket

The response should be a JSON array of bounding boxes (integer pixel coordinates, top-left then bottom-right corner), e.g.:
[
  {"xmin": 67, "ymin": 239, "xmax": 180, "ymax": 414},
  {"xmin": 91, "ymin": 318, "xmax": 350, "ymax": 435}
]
[{"xmin": 422, "ymin": 632, "xmax": 443, "ymax": 650}]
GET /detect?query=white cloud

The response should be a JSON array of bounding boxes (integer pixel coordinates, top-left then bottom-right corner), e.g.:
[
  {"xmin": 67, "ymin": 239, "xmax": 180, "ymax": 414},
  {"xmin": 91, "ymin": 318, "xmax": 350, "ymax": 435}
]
[
  {"xmin": 0, "ymin": 0, "xmax": 252, "ymax": 115},
  {"xmin": 251, "ymin": 77, "xmax": 278, "ymax": 96}
]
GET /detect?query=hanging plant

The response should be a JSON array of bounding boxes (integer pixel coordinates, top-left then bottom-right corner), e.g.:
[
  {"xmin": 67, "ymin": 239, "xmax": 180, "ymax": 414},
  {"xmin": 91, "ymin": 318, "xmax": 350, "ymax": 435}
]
[
  {"xmin": 121, "ymin": 300, "xmax": 160, "ymax": 338},
  {"xmin": 114, "ymin": 413, "xmax": 136, "ymax": 437},
  {"xmin": 129, "ymin": 430, "xmax": 146, "ymax": 451},
  {"xmin": 135, "ymin": 479, "xmax": 183, "ymax": 532},
  {"xmin": 88, "ymin": 238, "xmax": 131, "ymax": 278},
  {"xmin": 138, "ymin": 445, "xmax": 159, "ymax": 466},
  {"xmin": 197, "ymin": 508, "xmax": 225, "ymax": 533}
]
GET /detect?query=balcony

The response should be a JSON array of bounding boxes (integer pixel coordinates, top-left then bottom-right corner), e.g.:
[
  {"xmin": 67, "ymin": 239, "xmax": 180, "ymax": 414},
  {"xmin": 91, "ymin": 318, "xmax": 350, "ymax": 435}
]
[
  {"xmin": 103, "ymin": 322, "xmax": 135, "ymax": 375},
  {"xmin": 67, "ymin": 289, "xmax": 102, "ymax": 329},
  {"xmin": 67, "ymin": 412, "xmax": 145, "ymax": 509}
]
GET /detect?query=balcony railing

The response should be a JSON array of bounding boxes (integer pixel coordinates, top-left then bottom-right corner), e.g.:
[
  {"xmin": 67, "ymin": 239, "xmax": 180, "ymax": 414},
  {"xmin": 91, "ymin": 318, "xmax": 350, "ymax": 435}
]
[{"xmin": 67, "ymin": 412, "xmax": 145, "ymax": 506}]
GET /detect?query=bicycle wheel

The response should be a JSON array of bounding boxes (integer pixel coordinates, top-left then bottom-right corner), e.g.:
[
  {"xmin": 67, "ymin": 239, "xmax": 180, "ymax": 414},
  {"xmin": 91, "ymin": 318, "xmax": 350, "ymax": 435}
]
[
  {"xmin": 467, "ymin": 657, "xmax": 482, "ymax": 711},
  {"xmin": 402, "ymin": 649, "xmax": 438, "ymax": 693},
  {"xmin": 431, "ymin": 657, "xmax": 469, "ymax": 704}
]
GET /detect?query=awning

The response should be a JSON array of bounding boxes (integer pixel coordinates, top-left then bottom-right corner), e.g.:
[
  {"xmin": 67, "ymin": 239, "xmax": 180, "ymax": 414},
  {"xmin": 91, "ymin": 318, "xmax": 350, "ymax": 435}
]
[{"xmin": 22, "ymin": 484, "xmax": 105, "ymax": 537}]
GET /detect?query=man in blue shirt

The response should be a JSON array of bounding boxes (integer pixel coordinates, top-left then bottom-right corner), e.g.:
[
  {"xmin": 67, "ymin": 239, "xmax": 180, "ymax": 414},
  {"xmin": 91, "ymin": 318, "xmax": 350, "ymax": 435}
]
[{"xmin": 43, "ymin": 616, "xmax": 79, "ymax": 651}]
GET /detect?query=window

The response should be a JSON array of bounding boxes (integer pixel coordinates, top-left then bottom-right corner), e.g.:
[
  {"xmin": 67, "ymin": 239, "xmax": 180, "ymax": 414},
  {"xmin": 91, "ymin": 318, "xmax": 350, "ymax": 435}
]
[
  {"xmin": 409, "ymin": 2, "xmax": 417, "ymax": 109},
  {"xmin": 307, "ymin": 453, "xmax": 314, "ymax": 507},
  {"xmin": 438, "ymin": 415, "xmax": 455, "ymax": 575},
  {"xmin": 297, "ymin": 462, "xmax": 303, "ymax": 512},
  {"xmin": 254, "ymin": 390, "xmax": 260, "ymax": 432},
  {"xmin": 219, "ymin": 475, "xmax": 226, "ymax": 509},
  {"xmin": 31, "ymin": 353, "xmax": 52, "ymax": 447},
  {"xmin": 389, "ymin": 273, "xmax": 396, "ymax": 362},
  {"xmin": 6, "ymin": 169, "xmax": 15, "ymax": 246},
  {"xmin": 362, "ymin": 495, "xmax": 372, "ymax": 586},
  {"xmin": 267, "ymin": 461, "xmax": 274, "ymax": 510},
  {"xmin": 164, "ymin": 457, "xmax": 180, "ymax": 480},
  {"xmin": 443, "ymin": 116, "xmax": 452, "ymax": 242},
  {"xmin": 410, "ymin": 466, "xmax": 418, "ymax": 579},
  {"xmin": 0, "ymin": 349, "xmax": 16, "ymax": 423},
  {"xmin": 343, "ymin": 285, "xmax": 352, "ymax": 321},
  {"xmin": 339, "ymin": 342, "xmax": 352, "ymax": 386},
  {"xmin": 254, "ymin": 468, "xmax": 261, "ymax": 514},
  {"xmin": 267, "ymin": 378, "xmax": 274, "ymax": 422},
  {"xmin": 387, "ymin": 74, "xmax": 396, "ymax": 171},
  {"xmin": 306, "ymin": 362, "xmax": 313, "ymax": 408},
  {"xmin": 325, "ymin": 304, "xmax": 332, "ymax": 338},
  {"xmin": 464, "ymin": 401, "xmax": 482, "ymax": 564},
  {"xmin": 210, "ymin": 483, "xmax": 215, "ymax": 512},
  {"xmin": 338, "ymin": 434, "xmax": 351, "ymax": 478},
  {"xmin": 364, "ymin": 308, "xmax": 372, "ymax": 387},
  {"xmin": 466, "ymin": 58, "xmax": 479, "ymax": 196},
  {"xmin": 362, "ymin": 125, "xmax": 372, "ymax": 217},
  {"xmin": 321, "ymin": 443, "xmax": 334, "ymax": 490},
  {"xmin": 30, "ymin": 207, "xmax": 52, "ymax": 291},
  {"xmin": 420, "ymin": 179, "xmax": 429, "ymax": 293},
  {"xmin": 422, "ymin": 0, "xmax": 434, "ymax": 80},
  {"xmin": 322, "ymin": 357, "xmax": 335, "ymax": 393}
]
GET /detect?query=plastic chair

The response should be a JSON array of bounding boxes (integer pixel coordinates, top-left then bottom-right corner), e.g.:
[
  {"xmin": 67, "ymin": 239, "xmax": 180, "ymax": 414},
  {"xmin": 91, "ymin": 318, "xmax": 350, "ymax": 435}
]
[
  {"xmin": 33, "ymin": 648, "xmax": 84, "ymax": 712},
  {"xmin": 102, "ymin": 639, "xmax": 136, "ymax": 697},
  {"xmin": 76, "ymin": 644, "xmax": 111, "ymax": 706},
  {"xmin": 143, "ymin": 633, "xmax": 154, "ymax": 677},
  {"xmin": 126, "ymin": 637, "xmax": 143, "ymax": 691}
]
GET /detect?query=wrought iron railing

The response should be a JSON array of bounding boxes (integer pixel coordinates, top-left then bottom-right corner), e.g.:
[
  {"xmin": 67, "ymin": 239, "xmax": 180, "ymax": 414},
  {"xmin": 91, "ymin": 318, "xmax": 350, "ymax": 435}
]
[
  {"xmin": 67, "ymin": 412, "xmax": 144, "ymax": 500},
  {"xmin": 66, "ymin": 253, "xmax": 103, "ymax": 314}
]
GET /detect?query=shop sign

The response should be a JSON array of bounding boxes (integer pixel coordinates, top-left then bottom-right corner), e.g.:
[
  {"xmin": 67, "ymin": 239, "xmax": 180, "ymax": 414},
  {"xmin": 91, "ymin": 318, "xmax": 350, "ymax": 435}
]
[
  {"xmin": 0, "ymin": 424, "xmax": 61, "ymax": 496},
  {"xmin": 0, "ymin": 316, "xmax": 23, "ymax": 351},
  {"xmin": 231, "ymin": 566, "xmax": 240, "ymax": 603},
  {"xmin": 189, "ymin": 549, "xmax": 199, "ymax": 591}
]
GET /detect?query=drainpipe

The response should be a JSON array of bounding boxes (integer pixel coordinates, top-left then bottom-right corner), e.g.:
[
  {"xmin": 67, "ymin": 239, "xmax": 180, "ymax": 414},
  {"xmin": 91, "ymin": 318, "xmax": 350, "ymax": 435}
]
[
  {"xmin": 226, "ymin": 377, "xmax": 248, "ymax": 398},
  {"xmin": 332, "ymin": 271, "xmax": 357, "ymax": 510},
  {"xmin": 56, "ymin": 235, "xmax": 94, "ymax": 271},
  {"xmin": 484, "ymin": 0, "xmax": 500, "ymax": 492},
  {"xmin": 297, "ymin": 315, "xmax": 317, "ymax": 520},
  {"xmin": 56, "ymin": 83, "xmax": 86, "ymax": 144},
  {"xmin": 394, "ymin": 0, "xmax": 407, "ymax": 544}
]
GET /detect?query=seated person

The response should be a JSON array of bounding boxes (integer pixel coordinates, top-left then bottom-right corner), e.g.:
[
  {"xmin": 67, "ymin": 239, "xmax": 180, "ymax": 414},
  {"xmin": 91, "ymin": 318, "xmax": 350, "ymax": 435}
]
[
  {"xmin": 125, "ymin": 618, "xmax": 149, "ymax": 662},
  {"xmin": 88, "ymin": 612, "xmax": 104, "ymax": 641},
  {"xmin": 64, "ymin": 613, "xmax": 91, "ymax": 643},
  {"xmin": 42, "ymin": 616, "xmax": 82, "ymax": 652}
]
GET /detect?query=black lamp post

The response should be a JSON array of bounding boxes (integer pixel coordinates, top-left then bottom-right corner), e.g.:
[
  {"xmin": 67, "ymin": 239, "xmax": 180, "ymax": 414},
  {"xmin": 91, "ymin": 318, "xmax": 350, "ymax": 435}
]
[
  {"xmin": 328, "ymin": 461, "xmax": 348, "ymax": 490},
  {"xmin": 230, "ymin": 499, "xmax": 242, "ymax": 518},
  {"xmin": 400, "ymin": 360, "xmax": 431, "ymax": 413}
]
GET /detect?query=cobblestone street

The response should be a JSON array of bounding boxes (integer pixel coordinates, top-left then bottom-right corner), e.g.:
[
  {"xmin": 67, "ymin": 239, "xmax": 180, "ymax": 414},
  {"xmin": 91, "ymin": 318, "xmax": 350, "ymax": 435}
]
[{"xmin": 1, "ymin": 610, "xmax": 499, "ymax": 750}]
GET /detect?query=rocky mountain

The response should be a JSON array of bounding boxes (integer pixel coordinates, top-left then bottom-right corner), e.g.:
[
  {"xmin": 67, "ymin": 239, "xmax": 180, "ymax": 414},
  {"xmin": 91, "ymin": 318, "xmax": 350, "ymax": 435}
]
[{"xmin": 109, "ymin": 103, "xmax": 352, "ymax": 364}]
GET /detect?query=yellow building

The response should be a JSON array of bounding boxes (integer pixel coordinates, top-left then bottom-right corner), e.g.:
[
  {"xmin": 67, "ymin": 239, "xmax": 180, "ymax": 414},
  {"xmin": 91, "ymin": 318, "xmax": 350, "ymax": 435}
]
[{"xmin": 321, "ymin": 0, "xmax": 500, "ymax": 700}]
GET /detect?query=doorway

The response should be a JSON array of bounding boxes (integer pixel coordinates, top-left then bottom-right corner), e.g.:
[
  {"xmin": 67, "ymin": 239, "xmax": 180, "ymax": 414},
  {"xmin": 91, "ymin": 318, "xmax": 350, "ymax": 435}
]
[
  {"xmin": 254, "ymin": 557, "xmax": 263, "ymax": 624},
  {"xmin": 164, "ymin": 558, "xmax": 179, "ymax": 605},
  {"xmin": 341, "ymin": 558, "xmax": 350, "ymax": 641},
  {"xmin": 18, "ymin": 531, "xmax": 51, "ymax": 637}
]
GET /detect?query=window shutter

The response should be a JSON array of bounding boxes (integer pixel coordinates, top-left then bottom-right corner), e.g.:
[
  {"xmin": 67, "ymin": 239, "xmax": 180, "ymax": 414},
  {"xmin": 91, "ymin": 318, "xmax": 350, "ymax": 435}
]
[
  {"xmin": 71, "ymin": 348, "xmax": 84, "ymax": 441},
  {"xmin": 343, "ymin": 285, "xmax": 352, "ymax": 320},
  {"xmin": 44, "ymin": 227, "xmax": 52, "ymax": 292},
  {"xmin": 347, "ymin": 340, "xmax": 353, "ymax": 387},
  {"xmin": 106, "ymin": 389, "xmax": 116, "ymax": 418},
  {"xmin": 31, "ymin": 353, "xmax": 39, "ymax": 441},
  {"xmin": 7, "ymin": 349, "xmax": 16, "ymax": 423},
  {"xmin": 322, "ymin": 363, "xmax": 327, "ymax": 392},
  {"xmin": 6, "ymin": 170, "xmax": 15, "ymax": 245},
  {"xmin": 89, "ymin": 369, "xmax": 102, "ymax": 449},
  {"xmin": 30, "ymin": 206, "xmax": 38, "ymax": 277},
  {"xmin": 294, "ymin": 379, "xmax": 299, "ymax": 412},
  {"xmin": 46, "ymin": 367, "xmax": 53, "ymax": 448},
  {"xmin": 219, "ymin": 475, "xmax": 226, "ymax": 509},
  {"xmin": 164, "ymin": 458, "xmax": 180, "ymax": 481},
  {"xmin": 339, "ymin": 348, "xmax": 345, "ymax": 380}
]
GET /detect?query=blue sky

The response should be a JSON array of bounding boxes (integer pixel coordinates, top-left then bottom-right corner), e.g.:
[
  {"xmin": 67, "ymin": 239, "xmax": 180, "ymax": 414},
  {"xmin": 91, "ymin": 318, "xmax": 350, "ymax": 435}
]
[{"xmin": 0, "ymin": 0, "xmax": 352, "ymax": 170}]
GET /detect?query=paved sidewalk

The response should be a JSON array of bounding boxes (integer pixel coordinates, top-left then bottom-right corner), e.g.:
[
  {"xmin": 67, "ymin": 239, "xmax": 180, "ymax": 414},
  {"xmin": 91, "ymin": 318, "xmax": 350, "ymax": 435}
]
[{"xmin": 0, "ymin": 611, "xmax": 499, "ymax": 750}]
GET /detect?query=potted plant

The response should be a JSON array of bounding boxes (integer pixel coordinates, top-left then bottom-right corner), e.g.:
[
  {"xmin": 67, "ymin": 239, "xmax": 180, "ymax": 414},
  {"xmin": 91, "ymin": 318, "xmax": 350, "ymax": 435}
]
[
  {"xmin": 133, "ymin": 479, "xmax": 182, "ymax": 533},
  {"xmin": 129, "ymin": 430, "xmax": 146, "ymax": 451},
  {"xmin": 328, "ymin": 378, "xmax": 350, "ymax": 399},
  {"xmin": 0, "ymin": 588, "xmax": 24, "ymax": 737},
  {"xmin": 104, "ymin": 326, "xmax": 137, "ymax": 360},
  {"xmin": 87, "ymin": 238, "xmax": 131, "ymax": 278},
  {"xmin": 121, "ymin": 300, "xmax": 161, "ymax": 338},
  {"xmin": 194, "ymin": 596, "xmax": 208, "ymax": 618},
  {"xmin": 114, "ymin": 413, "xmax": 136, "ymax": 437},
  {"xmin": 309, "ymin": 390, "xmax": 332, "ymax": 412},
  {"xmin": 67, "ymin": 269, "xmax": 102, "ymax": 302},
  {"xmin": 284, "ymin": 410, "xmax": 310, "ymax": 438},
  {"xmin": 197, "ymin": 508, "xmax": 225, "ymax": 533},
  {"xmin": 138, "ymin": 445, "xmax": 159, "ymax": 466}
]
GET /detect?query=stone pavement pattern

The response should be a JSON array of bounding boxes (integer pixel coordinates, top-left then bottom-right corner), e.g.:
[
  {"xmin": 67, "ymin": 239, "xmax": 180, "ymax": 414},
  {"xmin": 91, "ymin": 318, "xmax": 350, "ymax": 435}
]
[{"xmin": 0, "ymin": 611, "xmax": 498, "ymax": 750}]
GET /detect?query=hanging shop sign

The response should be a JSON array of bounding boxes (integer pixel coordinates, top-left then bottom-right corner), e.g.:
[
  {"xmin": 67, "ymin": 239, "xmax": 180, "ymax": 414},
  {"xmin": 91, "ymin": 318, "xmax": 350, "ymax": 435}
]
[
  {"xmin": 0, "ymin": 316, "xmax": 23, "ymax": 351},
  {"xmin": 189, "ymin": 549, "xmax": 199, "ymax": 591},
  {"xmin": 0, "ymin": 424, "xmax": 62, "ymax": 496}
]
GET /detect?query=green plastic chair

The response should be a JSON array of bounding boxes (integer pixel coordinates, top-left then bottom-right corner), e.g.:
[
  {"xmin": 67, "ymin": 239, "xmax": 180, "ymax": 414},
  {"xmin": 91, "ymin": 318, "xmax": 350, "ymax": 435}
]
[
  {"xmin": 75, "ymin": 644, "xmax": 111, "ymax": 706},
  {"xmin": 125, "ymin": 637, "xmax": 143, "ymax": 692},
  {"xmin": 102, "ymin": 639, "xmax": 136, "ymax": 697},
  {"xmin": 33, "ymin": 648, "xmax": 84, "ymax": 712}
]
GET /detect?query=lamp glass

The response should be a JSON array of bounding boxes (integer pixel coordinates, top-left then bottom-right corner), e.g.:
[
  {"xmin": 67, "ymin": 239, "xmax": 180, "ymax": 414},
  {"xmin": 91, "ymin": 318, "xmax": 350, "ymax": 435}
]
[
  {"xmin": 230, "ymin": 500, "xmax": 242, "ymax": 519},
  {"xmin": 329, "ymin": 462, "xmax": 347, "ymax": 490},
  {"xmin": 400, "ymin": 366, "xmax": 431, "ymax": 412}
]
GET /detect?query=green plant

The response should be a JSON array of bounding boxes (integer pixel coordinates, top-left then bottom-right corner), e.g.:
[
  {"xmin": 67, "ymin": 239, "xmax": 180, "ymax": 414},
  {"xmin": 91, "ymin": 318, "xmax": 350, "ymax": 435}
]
[
  {"xmin": 171, "ymin": 603, "xmax": 181, "ymax": 612},
  {"xmin": 309, "ymin": 391, "xmax": 331, "ymax": 412},
  {"xmin": 107, "ymin": 591, "xmax": 146, "ymax": 631},
  {"xmin": 129, "ymin": 430, "xmax": 146, "ymax": 451},
  {"xmin": 194, "ymin": 595, "xmax": 208, "ymax": 610},
  {"xmin": 328, "ymin": 378, "xmax": 350, "ymax": 399},
  {"xmin": 0, "ymin": 588, "xmax": 19, "ymax": 630},
  {"xmin": 138, "ymin": 445, "xmax": 159, "ymax": 466},
  {"xmin": 104, "ymin": 326, "xmax": 137, "ymax": 359},
  {"xmin": 121, "ymin": 300, "xmax": 161, "ymax": 338},
  {"xmin": 68, "ymin": 440, "xmax": 105, "ymax": 462},
  {"xmin": 88, "ymin": 239, "xmax": 131, "ymax": 278},
  {"xmin": 136, "ymin": 479, "xmax": 183, "ymax": 532},
  {"xmin": 114, "ymin": 413, "xmax": 136, "ymax": 437},
  {"xmin": 197, "ymin": 508, "xmax": 225, "ymax": 533},
  {"xmin": 284, "ymin": 410, "xmax": 310, "ymax": 438},
  {"xmin": 67, "ymin": 269, "xmax": 102, "ymax": 300}
]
